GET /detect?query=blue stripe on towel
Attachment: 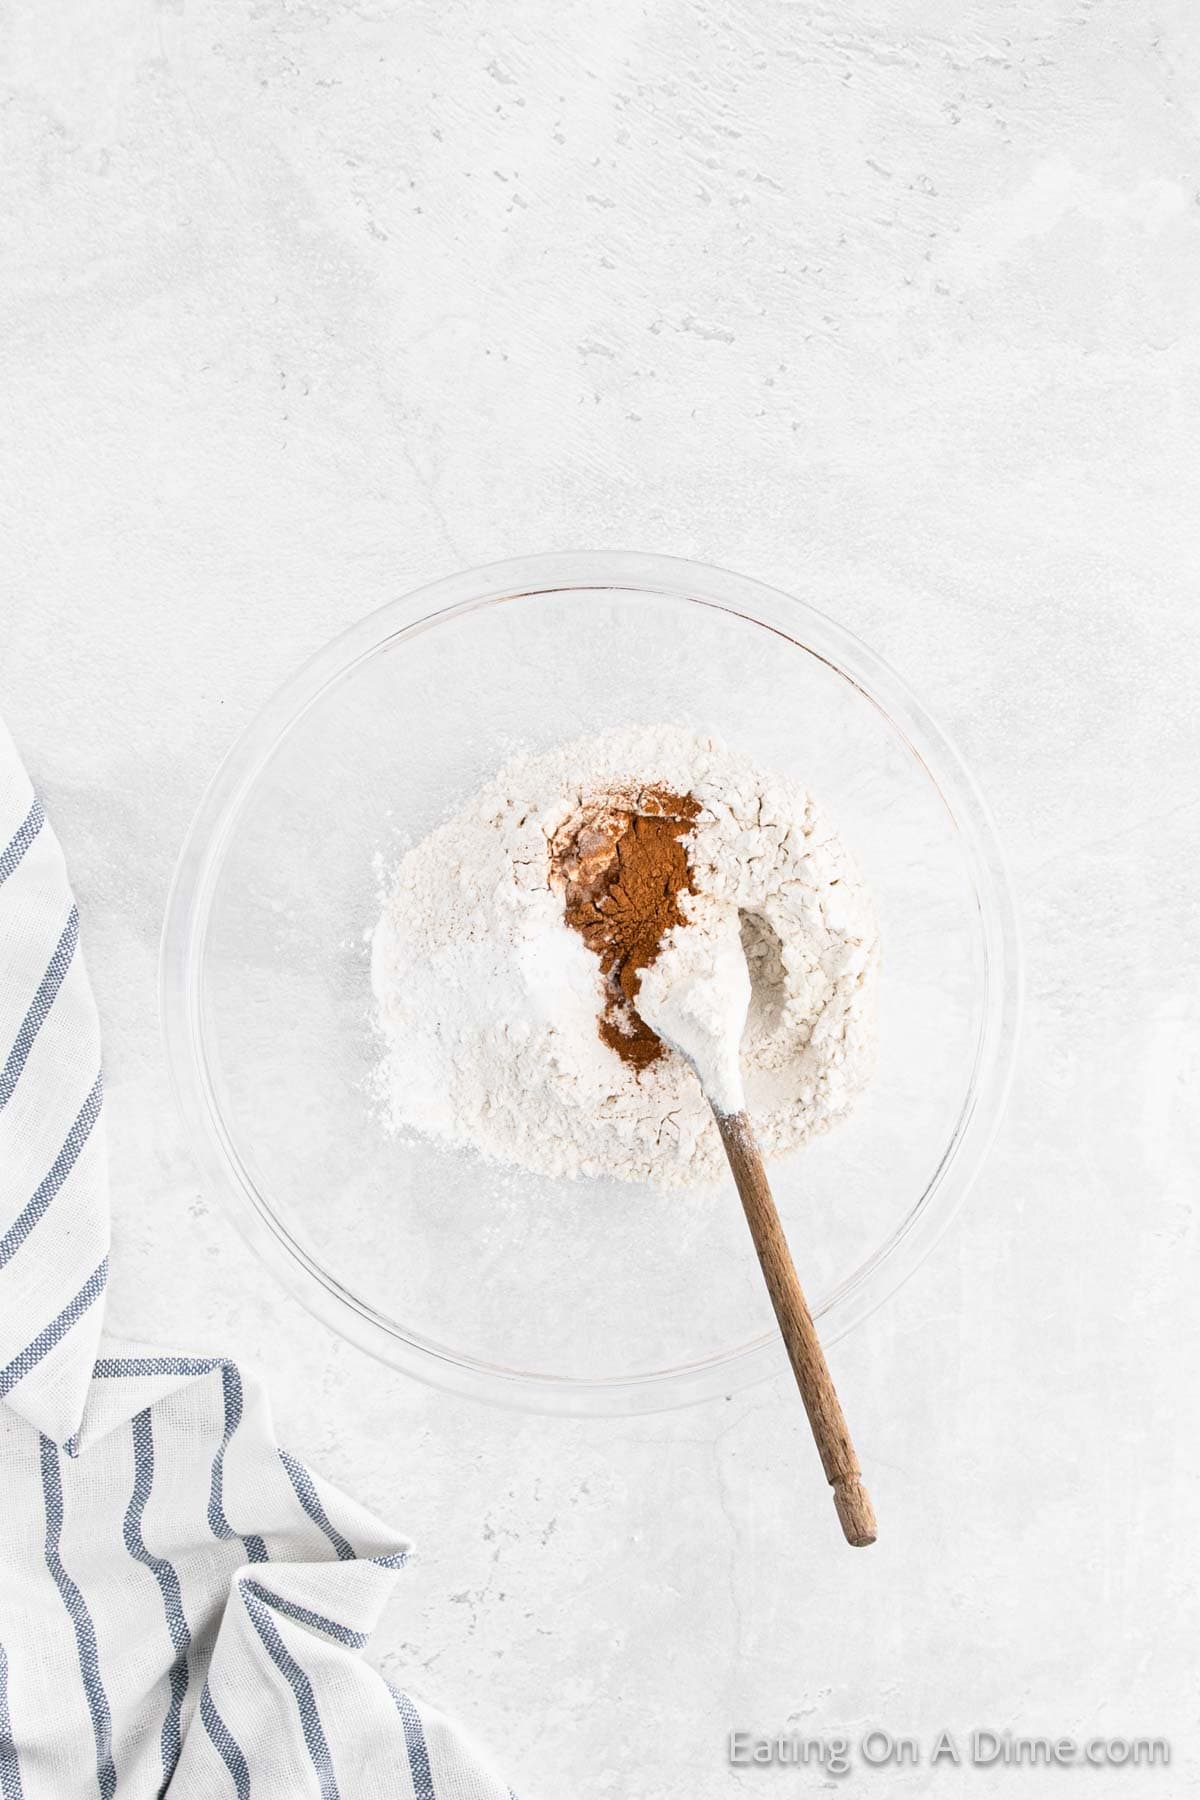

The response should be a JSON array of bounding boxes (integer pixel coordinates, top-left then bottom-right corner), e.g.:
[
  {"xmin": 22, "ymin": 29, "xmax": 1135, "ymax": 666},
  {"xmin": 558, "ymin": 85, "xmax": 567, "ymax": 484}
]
[
  {"xmin": 39, "ymin": 1436, "xmax": 117, "ymax": 1799},
  {"xmin": 390, "ymin": 1687, "xmax": 435, "ymax": 1800},
  {"xmin": 0, "ymin": 1642, "xmax": 24, "ymax": 1800},
  {"xmin": 209, "ymin": 1363, "xmax": 268, "ymax": 1563},
  {"xmin": 242, "ymin": 1586, "xmax": 340, "ymax": 1799},
  {"xmin": 0, "ymin": 906, "xmax": 79, "ymax": 1110},
  {"xmin": 239, "ymin": 1579, "xmax": 368, "ymax": 1648},
  {"xmin": 0, "ymin": 1075, "xmax": 103, "ymax": 1269},
  {"xmin": 123, "ymin": 1410, "xmax": 191, "ymax": 1795},
  {"xmin": 0, "ymin": 1259, "xmax": 107, "ymax": 1400},
  {"xmin": 93, "ymin": 1354, "xmax": 219, "ymax": 1380},
  {"xmin": 0, "ymin": 799, "xmax": 43, "ymax": 886},
  {"xmin": 199, "ymin": 1683, "xmax": 251, "ymax": 1800},
  {"xmin": 278, "ymin": 1449, "xmax": 357, "ymax": 1562}
]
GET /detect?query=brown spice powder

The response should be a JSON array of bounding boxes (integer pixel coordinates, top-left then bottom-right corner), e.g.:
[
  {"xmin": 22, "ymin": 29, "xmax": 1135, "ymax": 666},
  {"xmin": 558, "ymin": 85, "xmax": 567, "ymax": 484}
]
[{"xmin": 550, "ymin": 787, "xmax": 699, "ymax": 1071}]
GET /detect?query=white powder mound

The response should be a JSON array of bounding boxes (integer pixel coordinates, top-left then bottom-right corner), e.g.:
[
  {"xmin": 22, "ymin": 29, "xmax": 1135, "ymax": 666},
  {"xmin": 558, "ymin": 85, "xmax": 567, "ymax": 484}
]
[{"xmin": 370, "ymin": 726, "xmax": 879, "ymax": 1188}]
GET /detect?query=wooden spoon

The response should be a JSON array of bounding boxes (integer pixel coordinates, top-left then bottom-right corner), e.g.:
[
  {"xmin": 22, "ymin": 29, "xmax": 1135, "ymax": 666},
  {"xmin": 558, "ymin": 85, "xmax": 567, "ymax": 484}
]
[
  {"xmin": 637, "ymin": 916, "xmax": 877, "ymax": 1548},
  {"xmin": 714, "ymin": 1107, "xmax": 876, "ymax": 1546}
]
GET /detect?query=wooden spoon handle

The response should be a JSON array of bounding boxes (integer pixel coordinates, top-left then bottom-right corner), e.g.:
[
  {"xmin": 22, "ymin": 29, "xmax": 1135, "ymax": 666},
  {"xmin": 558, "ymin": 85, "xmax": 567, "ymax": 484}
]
[{"xmin": 716, "ymin": 1109, "xmax": 877, "ymax": 1548}]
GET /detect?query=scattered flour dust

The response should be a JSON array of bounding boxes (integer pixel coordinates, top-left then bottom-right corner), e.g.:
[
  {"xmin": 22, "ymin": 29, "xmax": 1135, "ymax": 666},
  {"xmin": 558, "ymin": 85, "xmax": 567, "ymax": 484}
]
[{"xmin": 370, "ymin": 726, "xmax": 879, "ymax": 1188}]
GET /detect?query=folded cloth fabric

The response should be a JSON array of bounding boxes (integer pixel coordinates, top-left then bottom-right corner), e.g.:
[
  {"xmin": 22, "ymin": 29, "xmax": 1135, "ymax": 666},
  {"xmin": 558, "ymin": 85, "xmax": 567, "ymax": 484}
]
[{"xmin": 0, "ymin": 715, "xmax": 516, "ymax": 1800}]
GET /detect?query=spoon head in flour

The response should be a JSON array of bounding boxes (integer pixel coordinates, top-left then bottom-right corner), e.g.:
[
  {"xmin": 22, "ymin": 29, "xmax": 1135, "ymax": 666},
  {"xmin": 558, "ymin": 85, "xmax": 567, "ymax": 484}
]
[{"xmin": 636, "ymin": 908, "xmax": 751, "ymax": 1117}]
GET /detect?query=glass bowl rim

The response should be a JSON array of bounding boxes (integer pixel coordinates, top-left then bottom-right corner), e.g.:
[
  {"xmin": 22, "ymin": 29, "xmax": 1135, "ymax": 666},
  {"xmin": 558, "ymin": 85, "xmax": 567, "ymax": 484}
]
[{"xmin": 159, "ymin": 550, "xmax": 1022, "ymax": 1415}]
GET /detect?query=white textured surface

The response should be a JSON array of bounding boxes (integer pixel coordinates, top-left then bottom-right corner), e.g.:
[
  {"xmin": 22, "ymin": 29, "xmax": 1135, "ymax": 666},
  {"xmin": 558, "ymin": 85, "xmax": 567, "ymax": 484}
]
[{"xmin": 3, "ymin": 4, "xmax": 1199, "ymax": 1794}]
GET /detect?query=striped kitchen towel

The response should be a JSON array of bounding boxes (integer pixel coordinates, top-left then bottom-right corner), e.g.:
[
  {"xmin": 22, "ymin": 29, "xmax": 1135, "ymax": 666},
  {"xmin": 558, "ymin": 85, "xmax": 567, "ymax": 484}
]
[{"xmin": 0, "ymin": 714, "xmax": 517, "ymax": 1800}]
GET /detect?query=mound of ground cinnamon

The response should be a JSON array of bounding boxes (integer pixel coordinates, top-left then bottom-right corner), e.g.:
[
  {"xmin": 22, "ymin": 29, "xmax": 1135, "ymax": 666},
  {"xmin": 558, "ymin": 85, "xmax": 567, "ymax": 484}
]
[{"xmin": 550, "ymin": 788, "xmax": 699, "ymax": 1071}]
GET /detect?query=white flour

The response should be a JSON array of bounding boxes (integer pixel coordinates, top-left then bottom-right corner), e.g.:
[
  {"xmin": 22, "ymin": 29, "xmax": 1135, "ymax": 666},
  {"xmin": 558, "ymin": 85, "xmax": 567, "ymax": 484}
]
[{"xmin": 370, "ymin": 726, "xmax": 879, "ymax": 1187}]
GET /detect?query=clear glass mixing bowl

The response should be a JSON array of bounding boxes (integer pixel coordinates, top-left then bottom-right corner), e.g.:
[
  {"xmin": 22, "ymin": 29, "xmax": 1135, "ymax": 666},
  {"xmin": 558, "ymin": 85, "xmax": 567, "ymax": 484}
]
[{"xmin": 160, "ymin": 553, "xmax": 1020, "ymax": 1414}]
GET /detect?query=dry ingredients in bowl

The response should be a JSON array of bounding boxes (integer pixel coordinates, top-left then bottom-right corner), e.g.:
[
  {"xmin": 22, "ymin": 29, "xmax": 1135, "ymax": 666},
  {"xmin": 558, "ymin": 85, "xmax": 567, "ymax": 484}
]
[{"xmin": 370, "ymin": 726, "xmax": 879, "ymax": 1187}]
